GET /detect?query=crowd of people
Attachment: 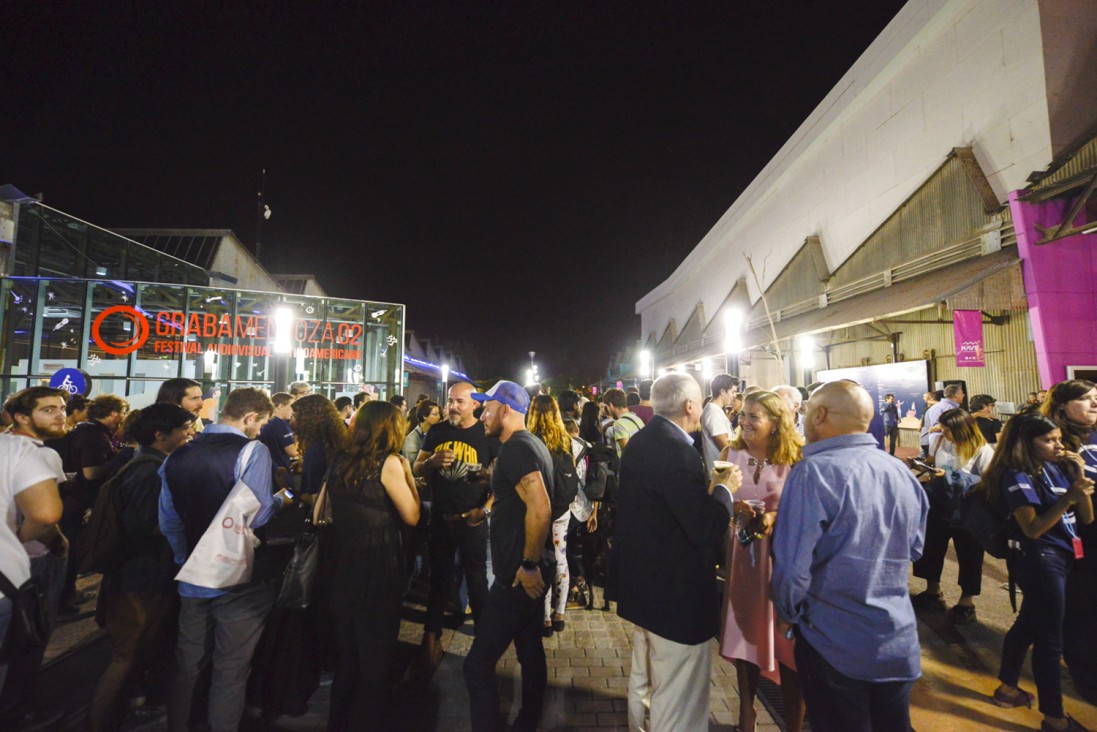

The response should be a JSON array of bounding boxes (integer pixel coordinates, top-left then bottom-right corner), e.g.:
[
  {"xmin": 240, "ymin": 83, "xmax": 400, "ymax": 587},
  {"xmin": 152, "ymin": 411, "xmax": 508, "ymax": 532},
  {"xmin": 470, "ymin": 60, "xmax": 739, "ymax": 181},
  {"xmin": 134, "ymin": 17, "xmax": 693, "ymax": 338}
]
[{"xmin": 0, "ymin": 371, "xmax": 1094, "ymax": 731}]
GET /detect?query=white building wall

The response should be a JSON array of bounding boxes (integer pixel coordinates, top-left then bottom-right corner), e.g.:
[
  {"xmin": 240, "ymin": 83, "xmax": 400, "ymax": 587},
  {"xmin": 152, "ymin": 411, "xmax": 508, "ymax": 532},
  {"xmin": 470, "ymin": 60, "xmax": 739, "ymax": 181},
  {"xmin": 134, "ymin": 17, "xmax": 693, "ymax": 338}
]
[
  {"xmin": 638, "ymin": 0, "xmax": 1052, "ymax": 345},
  {"xmin": 210, "ymin": 233, "xmax": 284, "ymax": 293}
]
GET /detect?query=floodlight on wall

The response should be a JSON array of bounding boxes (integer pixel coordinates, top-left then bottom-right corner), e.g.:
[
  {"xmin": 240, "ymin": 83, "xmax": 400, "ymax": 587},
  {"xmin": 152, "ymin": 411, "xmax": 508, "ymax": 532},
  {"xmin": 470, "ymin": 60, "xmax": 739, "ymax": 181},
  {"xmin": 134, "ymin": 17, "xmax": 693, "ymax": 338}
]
[
  {"xmin": 525, "ymin": 368, "xmax": 535, "ymax": 386},
  {"xmin": 658, "ymin": 368, "xmax": 669, "ymax": 377},
  {"xmin": 203, "ymin": 350, "xmax": 216, "ymax": 374},
  {"xmin": 273, "ymin": 307, "xmax": 293, "ymax": 354},
  {"xmin": 798, "ymin": 335, "xmax": 816, "ymax": 370},
  {"xmin": 701, "ymin": 357, "xmax": 713, "ymax": 383},
  {"xmin": 441, "ymin": 363, "xmax": 450, "ymax": 383},
  {"xmin": 639, "ymin": 350, "xmax": 652, "ymax": 379}
]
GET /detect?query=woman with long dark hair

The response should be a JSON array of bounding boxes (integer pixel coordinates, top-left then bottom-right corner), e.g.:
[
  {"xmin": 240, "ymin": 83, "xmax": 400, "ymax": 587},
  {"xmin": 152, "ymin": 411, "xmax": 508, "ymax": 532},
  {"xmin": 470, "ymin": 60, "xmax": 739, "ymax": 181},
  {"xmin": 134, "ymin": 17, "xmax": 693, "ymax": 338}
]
[
  {"xmin": 717, "ymin": 390, "xmax": 805, "ymax": 732},
  {"xmin": 1042, "ymin": 380, "xmax": 1097, "ymax": 702},
  {"xmin": 911, "ymin": 408, "xmax": 994, "ymax": 624},
  {"xmin": 978, "ymin": 412, "xmax": 1094, "ymax": 731},
  {"xmin": 292, "ymin": 394, "xmax": 347, "ymax": 496},
  {"xmin": 326, "ymin": 401, "xmax": 419, "ymax": 731}
]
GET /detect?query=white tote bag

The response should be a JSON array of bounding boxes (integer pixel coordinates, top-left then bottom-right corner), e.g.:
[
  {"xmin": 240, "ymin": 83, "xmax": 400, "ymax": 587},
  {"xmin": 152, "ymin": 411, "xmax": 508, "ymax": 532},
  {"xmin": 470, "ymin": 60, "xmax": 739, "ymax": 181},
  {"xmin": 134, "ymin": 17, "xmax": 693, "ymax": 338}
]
[{"xmin": 175, "ymin": 441, "xmax": 263, "ymax": 589}]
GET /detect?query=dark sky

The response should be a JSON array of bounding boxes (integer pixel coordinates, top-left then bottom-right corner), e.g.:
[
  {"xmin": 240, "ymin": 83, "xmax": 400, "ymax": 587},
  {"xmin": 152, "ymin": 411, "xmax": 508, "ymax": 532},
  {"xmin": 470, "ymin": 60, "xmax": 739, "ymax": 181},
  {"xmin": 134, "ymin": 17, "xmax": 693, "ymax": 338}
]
[{"xmin": 3, "ymin": 1, "xmax": 906, "ymax": 383}]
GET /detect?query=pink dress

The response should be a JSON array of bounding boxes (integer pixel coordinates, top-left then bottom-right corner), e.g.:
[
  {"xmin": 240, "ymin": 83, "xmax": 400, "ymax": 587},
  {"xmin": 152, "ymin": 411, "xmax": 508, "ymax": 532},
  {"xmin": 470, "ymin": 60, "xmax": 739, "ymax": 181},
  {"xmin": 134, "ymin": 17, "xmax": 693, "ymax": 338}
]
[{"xmin": 718, "ymin": 448, "xmax": 797, "ymax": 682}]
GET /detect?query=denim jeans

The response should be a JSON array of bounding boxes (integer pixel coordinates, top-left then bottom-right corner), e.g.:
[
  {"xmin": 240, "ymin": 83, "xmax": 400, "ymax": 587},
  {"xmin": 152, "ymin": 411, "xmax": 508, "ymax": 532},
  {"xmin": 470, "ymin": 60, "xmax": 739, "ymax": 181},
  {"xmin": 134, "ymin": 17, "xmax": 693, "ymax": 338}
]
[
  {"xmin": 463, "ymin": 582, "xmax": 547, "ymax": 732},
  {"xmin": 998, "ymin": 543, "xmax": 1072, "ymax": 718},
  {"xmin": 794, "ymin": 633, "xmax": 913, "ymax": 732}
]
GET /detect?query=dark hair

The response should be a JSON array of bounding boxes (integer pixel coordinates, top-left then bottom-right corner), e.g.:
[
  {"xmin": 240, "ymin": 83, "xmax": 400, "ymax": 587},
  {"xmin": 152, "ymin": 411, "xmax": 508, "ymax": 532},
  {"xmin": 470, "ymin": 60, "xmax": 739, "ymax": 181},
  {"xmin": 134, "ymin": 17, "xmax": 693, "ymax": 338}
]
[
  {"xmin": 66, "ymin": 393, "xmax": 88, "ymax": 417},
  {"xmin": 389, "ymin": 395, "xmax": 406, "ymax": 408},
  {"xmin": 626, "ymin": 392, "xmax": 640, "ymax": 408},
  {"xmin": 156, "ymin": 378, "xmax": 201, "ymax": 407},
  {"xmin": 579, "ymin": 401, "xmax": 602, "ymax": 443},
  {"xmin": 976, "ymin": 412, "xmax": 1061, "ymax": 511},
  {"xmin": 557, "ymin": 390, "xmax": 580, "ymax": 418},
  {"xmin": 415, "ymin": 399, "xmax": 440, "ymax": 424},
  {"xmin": 292, "ymin": 394, "xmax": 347, "ymax": 459},
  {"xmin": 932, "ymin": 390, "xmax": 945, "ymax": 402},
  {"xmin": 603, "ymin": 389, "xmax": 627, "ymax": 409},
  {"xmin": 340, "ymin": 401, "xmax": 405, "ymax": 488},
  {"xmin": 884, "ymin": 393, "xmax": 895, "ymax": 400},
  {"xmin": 5, "ymin": 386, "xmax": 67, "ymax": 419},
  {"xmin": 87, "ymin": 395, "xmax": 129, "ymax": 420},
  {"xmin": 271, "ymin": 392, "xmax": 293, "ymax": 408},
  {"xmin": 969, "ymin": 394, "xmax": 996, "ymax": 413},
  {"xmin": 131, "ymin": 404, "xmax": 195, "ymax": 447},
  {"xmin": 353, "ymin": 392, "xmax": 369, "ymax": 408},
  {"xmin": 709, "ymin": 373, "xmax": 737, "ymax": 398},
  {"xmin": 1041, "ymin": 379, "xmax": 1097, "ymax": 451},
  {"xmin": 638, "ymin": 379, "xmax": 654, "ymax": 400},
  {"xmin": 334, "ymin": 396, "xmax": 353, "ymax": 411},
  {"xmin": 221, "ymin": 388, "xmax": 273, "ymax": 420}
]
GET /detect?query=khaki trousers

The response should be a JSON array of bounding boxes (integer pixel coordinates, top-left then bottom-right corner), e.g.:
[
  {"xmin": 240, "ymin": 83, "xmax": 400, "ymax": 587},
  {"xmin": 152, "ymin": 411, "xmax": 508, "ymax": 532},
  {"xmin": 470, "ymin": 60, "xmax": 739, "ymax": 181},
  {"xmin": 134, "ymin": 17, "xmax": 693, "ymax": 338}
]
[{"xmin": 628, "ymin": 626, "xmax": 711, "ymax": 732}]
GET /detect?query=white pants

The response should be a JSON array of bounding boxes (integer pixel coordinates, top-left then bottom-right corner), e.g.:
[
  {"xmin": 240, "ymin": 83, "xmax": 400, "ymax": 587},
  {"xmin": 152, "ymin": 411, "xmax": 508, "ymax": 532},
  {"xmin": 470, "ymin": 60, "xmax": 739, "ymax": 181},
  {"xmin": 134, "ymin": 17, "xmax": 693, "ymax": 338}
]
[
  {"xmin": 628, "ymin": 626, "xmax": 711, "ymax": 732},
  {"xmin": 544, "ymin": 512, "xmax": 571, "ymax": 620}
]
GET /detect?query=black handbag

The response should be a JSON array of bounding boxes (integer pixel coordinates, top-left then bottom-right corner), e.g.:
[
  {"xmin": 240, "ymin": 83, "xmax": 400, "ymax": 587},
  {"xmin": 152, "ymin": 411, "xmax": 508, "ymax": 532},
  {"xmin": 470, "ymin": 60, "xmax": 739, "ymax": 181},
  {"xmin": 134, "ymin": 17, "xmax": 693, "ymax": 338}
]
[
  {"xmin": 0, "ymin": 569, "xmax": 49, "ymax": 660},
  {"xmin": 275, "ymin": 465, "xmax": 333, "ymax": 610}
]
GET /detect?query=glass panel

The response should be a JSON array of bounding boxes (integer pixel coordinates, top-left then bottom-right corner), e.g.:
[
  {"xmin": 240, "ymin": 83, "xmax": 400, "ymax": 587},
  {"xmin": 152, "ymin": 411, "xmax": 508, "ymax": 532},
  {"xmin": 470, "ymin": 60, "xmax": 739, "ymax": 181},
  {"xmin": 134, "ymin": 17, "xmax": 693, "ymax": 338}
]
[
  {"xmin": 126, "ymin": 241, "xmax": 159, "ymax": 282},
  {"xmin": 185, "ymin": 288, "xmax": 237, "ymax": 383},
  {"xmin": 13, "ymin": 207, "xmax": 39, "ymax": 276},
  {"xmin": 1, "ymin": 279, "xmax": 37, "ymax": 380},
  {"xmin": 85, "ymin": 280, "xmax": 136, "ymax": 395},
  {"xmin": 37, "ymin": 208, "xmax": 86, "ymax": 278},
  {"xmin": 231, "ymin": 291, "xmax": 277, "ymax": 383},
  {"xmin": 86, "ymin": 228, "xmax": 125, "ymax": 278},
  {"xmin": 37, "ymin": 280, "xmax": 86, "ymax": 373},
  {"xmin": 131, "ymin": 283, "xmax": 185, "ymax": 382}
]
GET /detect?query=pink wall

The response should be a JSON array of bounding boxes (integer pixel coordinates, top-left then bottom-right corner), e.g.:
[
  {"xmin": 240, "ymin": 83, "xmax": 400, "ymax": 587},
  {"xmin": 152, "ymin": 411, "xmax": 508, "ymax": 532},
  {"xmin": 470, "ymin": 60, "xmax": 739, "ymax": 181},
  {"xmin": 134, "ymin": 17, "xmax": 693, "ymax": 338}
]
[{"xmin": 1009, "ymin": 190, "xmax": 1097, "ymax": 387}]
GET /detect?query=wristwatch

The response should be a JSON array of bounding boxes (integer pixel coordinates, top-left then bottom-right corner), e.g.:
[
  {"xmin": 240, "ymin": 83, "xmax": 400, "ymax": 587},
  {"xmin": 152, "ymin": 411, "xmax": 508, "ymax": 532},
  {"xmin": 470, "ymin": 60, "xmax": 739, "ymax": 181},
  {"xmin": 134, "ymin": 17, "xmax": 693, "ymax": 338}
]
[
  {"xmin": 520, "ymin": 557, "xmax": 539, "ymax": 571},
  {"xmin": 482, "ymin": 505, "xmax": 492, "ymax": 518}
]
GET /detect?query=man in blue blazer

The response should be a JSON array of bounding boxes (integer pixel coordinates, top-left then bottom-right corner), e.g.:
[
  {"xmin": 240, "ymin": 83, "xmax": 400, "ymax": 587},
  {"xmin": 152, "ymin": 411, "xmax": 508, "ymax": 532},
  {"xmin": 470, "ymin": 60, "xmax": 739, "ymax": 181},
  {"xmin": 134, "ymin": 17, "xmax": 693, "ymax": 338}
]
[{"xmin": 608, "ymin": 373, "xmax": 740, "ymax": 731}]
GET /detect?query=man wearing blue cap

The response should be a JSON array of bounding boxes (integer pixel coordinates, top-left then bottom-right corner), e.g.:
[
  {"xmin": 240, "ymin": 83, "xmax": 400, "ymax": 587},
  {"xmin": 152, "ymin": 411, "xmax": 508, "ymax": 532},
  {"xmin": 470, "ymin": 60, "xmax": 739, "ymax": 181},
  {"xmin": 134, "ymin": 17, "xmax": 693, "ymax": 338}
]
[{"xmin": 463, "ymin": 380, "xmax": 553, "ymax": 732}]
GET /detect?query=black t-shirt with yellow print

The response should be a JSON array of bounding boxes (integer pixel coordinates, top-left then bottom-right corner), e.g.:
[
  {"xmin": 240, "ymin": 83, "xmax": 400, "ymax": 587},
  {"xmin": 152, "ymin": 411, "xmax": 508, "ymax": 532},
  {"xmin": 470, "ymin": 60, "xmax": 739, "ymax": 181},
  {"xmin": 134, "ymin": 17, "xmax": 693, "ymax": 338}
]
[{"xmin": 420, "ymin": 420, "xmax": 500, "ymax": 515}]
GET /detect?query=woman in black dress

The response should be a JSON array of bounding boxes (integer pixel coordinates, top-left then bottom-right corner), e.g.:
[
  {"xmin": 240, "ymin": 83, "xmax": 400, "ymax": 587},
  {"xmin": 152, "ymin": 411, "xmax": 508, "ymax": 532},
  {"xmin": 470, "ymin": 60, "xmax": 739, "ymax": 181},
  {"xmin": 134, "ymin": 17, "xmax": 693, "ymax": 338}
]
[{"xmin": 326, "ymin": 400, "xmax": 420, "ymax": 731}]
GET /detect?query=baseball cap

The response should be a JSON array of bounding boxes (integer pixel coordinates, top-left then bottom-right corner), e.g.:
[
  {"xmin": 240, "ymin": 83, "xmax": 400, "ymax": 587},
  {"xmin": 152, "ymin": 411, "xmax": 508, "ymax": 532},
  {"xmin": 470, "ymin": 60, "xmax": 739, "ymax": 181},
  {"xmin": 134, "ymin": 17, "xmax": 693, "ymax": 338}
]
[
  {"xmin": 471, "ymin": 380, "xmax": 530, "ymax": 414},
  {"xmin": 969, "ymin": 394, "xmax": 996, "ymax": 412}
]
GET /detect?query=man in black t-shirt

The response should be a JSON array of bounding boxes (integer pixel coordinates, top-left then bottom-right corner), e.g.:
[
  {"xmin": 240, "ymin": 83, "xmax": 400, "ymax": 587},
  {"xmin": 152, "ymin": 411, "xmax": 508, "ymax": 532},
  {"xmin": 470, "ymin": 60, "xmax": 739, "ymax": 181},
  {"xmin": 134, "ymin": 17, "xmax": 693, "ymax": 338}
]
[
  {"xmin": 970, "ymin": 394, "xmax": 1002, "ymax": 445},
  {"xmin": 463, "ymin": 381, "xmax": 552, "ymax": 732},
  {"xmin": 411, "ymin": 381, "xmax": 499, "ymax": 677}
]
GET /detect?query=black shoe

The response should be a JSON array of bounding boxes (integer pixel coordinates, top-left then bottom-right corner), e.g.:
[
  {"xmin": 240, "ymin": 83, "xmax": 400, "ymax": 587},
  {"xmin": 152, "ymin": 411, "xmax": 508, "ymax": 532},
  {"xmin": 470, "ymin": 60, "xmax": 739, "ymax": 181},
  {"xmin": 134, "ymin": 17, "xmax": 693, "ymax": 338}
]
[
  {"xmin": 910, "ymin": 590, "xmax": 945, "ymax": 609},
  {"xmin": 552, "ymin": 618, "xmax": 565, "ymax": 633},
  {"xmin": 541, "ymin": 624, "xmax": 554, "ymax": 638},
  {"xmin": 947, "ymin": 604, "xmax": 977, "ymax": 625}
]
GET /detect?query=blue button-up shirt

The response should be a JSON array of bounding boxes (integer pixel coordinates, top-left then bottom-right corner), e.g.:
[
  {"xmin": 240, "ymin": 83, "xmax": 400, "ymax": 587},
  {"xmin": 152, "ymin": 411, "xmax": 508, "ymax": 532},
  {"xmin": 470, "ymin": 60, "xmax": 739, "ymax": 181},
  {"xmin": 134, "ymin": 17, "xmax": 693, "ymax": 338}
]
[
  {"xmin": 158, "ymin": 424, "xmax": 279, "ymax": 598},
  {"xmin": 922, "ymin": 398, "xmax": 959, "ymax": 453},
  {"xmin": 771, "ymin": 432, "xmax": 928, "ymax": 682}
]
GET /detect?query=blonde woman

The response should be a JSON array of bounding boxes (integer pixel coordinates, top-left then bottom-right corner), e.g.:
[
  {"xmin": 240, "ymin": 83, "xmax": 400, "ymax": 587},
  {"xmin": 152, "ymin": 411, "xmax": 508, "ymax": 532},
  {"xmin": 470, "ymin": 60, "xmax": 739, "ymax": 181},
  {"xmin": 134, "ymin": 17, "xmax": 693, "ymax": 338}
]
[
  {"xmin": 718, "ymin": 390, "xmax": 805, "ymax": 732},
  {"xmin": 527, "ymin": 394, "xmax": 575, "ymax": 635}
]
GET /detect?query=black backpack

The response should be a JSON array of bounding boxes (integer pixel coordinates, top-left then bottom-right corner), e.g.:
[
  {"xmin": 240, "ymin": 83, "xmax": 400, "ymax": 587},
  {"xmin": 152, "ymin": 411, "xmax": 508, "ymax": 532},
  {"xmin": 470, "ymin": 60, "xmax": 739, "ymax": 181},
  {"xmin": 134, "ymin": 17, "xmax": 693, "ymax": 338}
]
[
  {"xmin": 581, "ymin": 441, "xmax": 614, "ymax": 502},
  {"xmin": 549, "ymin": 450, "xmax": 580, "ymax": 520},
  {"xmin": 75, "ymin": 454, "xmax": 163, "ymax": 574}
]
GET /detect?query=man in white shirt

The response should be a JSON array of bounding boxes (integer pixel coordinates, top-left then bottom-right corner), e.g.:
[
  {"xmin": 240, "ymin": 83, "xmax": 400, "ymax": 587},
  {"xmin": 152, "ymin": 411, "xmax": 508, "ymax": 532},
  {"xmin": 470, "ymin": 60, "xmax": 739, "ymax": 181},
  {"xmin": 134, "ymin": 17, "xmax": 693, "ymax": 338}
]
[
  {"xmin": 0, "ymin": 433, "xmax": 64, "ymax": 690},
  {"xmin": 701, "ymin": 374, "xmax": 739, "ymax": 475}
]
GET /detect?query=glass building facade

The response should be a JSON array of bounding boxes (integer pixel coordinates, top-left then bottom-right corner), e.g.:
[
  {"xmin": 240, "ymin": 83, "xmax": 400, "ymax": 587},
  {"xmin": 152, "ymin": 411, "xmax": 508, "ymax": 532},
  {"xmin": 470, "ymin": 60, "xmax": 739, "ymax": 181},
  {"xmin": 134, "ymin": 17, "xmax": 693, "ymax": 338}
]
[{"xmin": 1, "ymin": 203, "xmax": 404, "ymax": 403}]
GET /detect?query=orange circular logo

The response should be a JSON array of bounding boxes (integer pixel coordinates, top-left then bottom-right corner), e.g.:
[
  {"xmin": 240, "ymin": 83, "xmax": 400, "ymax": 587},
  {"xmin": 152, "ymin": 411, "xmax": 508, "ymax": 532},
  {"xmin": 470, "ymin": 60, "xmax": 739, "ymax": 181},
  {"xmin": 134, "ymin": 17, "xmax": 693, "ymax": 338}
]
[{"xmin": 91, "ymin": 305, "xmax": 150, "ymax": 356}]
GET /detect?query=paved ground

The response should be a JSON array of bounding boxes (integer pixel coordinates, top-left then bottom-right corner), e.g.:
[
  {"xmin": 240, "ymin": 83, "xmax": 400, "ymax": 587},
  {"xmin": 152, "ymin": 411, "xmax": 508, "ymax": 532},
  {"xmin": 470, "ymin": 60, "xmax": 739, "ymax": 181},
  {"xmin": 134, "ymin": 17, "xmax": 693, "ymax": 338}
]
[{"xmin": 29, "ymin": 551, "xmax": 1097, "ymax": 732}]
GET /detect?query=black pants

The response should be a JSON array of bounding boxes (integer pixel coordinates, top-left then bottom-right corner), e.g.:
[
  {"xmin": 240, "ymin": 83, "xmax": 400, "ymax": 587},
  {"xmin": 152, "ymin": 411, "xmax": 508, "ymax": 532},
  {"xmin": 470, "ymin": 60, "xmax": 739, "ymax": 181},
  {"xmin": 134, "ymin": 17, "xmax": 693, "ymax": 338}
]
[
  {"xmin": 912, "ymin": 501, "xmax": 985, "ymax": 596},
  {"xmin": 885, "ymin": 427, "xmax": 898, "ymax": 455},
  {"xmin": 795, "ymin": 634, "xmax": 913, "ymax": 732},
  {"xmin": 328, "ymin": 597, "xmax": 403, "ymax": 731},
  {"xmin": 425, "ymin": 518, "xmax": 488, "ymax": 637},
  {"xmin": 463, "ymin": 582, "xmax": 547, "ymax": 732},
  {"xmin": 1064, "ymin": 533, "xmax": 1097, "ymax": 703}
]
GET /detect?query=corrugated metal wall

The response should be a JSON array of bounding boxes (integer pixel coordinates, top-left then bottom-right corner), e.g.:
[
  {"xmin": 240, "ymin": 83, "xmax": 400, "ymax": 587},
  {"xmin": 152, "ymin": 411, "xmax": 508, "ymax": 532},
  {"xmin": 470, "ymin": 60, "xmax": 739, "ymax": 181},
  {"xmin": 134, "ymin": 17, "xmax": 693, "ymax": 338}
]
[{"xmin": 820, "ymin": 266, "xmax": 1038, "ymax": 405}]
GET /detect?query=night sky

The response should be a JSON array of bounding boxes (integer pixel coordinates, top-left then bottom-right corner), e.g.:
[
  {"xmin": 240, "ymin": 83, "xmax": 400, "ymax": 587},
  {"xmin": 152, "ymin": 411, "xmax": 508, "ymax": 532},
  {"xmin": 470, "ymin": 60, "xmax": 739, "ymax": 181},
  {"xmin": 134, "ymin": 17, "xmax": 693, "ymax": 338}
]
[{"xmin": 4, "ymin": 1, "xmax": 906, "ymax": 384}]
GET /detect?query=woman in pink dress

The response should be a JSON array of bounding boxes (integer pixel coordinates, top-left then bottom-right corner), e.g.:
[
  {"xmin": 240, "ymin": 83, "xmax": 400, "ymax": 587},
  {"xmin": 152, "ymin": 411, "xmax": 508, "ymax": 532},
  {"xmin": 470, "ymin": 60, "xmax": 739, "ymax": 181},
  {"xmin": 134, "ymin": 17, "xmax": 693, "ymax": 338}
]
[{"xmin": 718, "ymin": 390, "xmax": 805, "ymax": 732}]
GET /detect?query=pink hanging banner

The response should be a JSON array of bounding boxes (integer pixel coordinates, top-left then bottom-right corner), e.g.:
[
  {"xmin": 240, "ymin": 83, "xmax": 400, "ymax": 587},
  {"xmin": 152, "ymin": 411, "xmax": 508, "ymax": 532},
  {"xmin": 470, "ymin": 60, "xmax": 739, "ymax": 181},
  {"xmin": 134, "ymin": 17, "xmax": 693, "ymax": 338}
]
[{"xmin": 953, "ymin": 310, "xmax": 986, "ymax": 368}]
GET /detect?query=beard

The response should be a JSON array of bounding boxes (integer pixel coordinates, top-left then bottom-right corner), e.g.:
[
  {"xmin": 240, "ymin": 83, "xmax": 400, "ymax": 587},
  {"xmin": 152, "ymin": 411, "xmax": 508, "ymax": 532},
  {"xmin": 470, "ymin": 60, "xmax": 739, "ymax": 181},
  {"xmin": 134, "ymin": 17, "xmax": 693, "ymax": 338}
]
[{"xmin": 448, "ymin": 411, "xmax": 463, "ymax": 426}]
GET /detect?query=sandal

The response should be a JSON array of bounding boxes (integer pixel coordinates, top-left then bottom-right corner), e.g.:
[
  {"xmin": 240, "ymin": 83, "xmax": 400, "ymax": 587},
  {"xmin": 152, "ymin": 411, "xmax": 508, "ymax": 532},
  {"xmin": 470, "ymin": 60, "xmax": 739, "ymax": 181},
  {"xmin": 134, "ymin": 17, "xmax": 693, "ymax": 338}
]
[
  {"xmin": 992, "ymin": 685, "xmax": 1034, "ymax": 709},
  {"xmin": 1040, "ymin": 715, "xmax": 1091, "ymax": 732}
]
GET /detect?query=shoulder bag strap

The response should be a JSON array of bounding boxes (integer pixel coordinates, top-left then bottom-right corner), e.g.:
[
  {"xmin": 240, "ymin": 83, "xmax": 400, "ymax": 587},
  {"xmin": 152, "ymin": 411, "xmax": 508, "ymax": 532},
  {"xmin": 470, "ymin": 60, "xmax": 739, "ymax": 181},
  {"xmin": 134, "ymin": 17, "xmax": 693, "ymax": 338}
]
[
  {"xmin": 0, "ymin": 569, "xmax": 19, "ymax": 600},
  {"xmin": 312, "ymin": 460, "xmax": 337, "ymax": 526}
]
